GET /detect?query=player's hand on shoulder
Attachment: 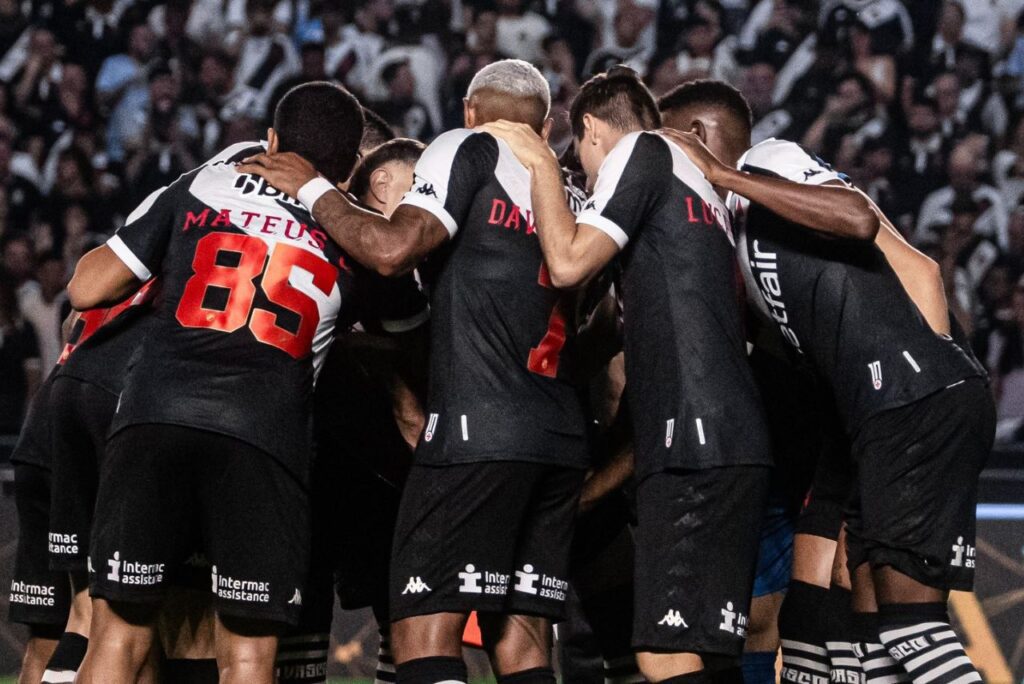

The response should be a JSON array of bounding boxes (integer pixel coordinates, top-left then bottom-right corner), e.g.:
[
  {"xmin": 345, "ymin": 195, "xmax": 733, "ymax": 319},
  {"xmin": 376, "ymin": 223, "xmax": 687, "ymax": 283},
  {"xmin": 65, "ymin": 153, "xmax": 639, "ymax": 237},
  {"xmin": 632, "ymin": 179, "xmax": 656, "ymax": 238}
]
[
  {"xmin": 656, "ymin": 128, "xmax": 731, "ymax": 186},
  {"xmin": 476, "ymin": 120, "xmax": 555, "ymax": 172},
  {"xmin": 236, "ymin": 151, "xmax": 319, "ymax": 199}
]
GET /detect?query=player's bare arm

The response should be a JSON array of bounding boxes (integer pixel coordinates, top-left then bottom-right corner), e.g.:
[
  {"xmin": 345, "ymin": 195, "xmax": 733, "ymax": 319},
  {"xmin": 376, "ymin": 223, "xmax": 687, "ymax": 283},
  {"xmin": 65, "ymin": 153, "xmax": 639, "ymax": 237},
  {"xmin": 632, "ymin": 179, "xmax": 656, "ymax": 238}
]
[
  {"xmin": 237, "ymin": 151, "xmax": 448, "ymax": 276},
  {"xmin": 658, "ymin": 128, "xmax": 880, "ymax": 240},
  {"xmin": 67, "ymin": 245, "xmax": 142, "ymax": 310},
  {"xmin": 478, "ymin": 121, "xmax": 619, "ymax": 288}
]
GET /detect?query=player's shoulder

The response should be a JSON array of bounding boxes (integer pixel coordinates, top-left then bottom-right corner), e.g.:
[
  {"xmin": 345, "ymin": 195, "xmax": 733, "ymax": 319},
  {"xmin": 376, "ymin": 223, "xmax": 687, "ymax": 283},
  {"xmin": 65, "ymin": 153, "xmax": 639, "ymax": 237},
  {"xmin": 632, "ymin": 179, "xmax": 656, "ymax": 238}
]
[
  {"xmin": 204, "ymin": 140, "xmax": 267, "ymax": 167},
  {"xmin": 738, "ymin": 138, "xmax": 806, "ymax": 172},
  {"xmin": 428, "ymin": 128, "xmax": 495, "ymax": 153}
]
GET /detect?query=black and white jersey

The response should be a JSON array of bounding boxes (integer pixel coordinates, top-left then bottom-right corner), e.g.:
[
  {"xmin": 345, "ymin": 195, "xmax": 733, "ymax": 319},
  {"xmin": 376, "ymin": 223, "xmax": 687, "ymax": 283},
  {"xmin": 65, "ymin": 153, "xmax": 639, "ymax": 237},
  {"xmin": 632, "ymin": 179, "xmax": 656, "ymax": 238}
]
[
  {"xmin": 732, "ymin": 139, "xmax": 985, "ymax": 434},
  {"xmin": 105, "ymin": 141, "xmax": 418, "ymax": 480},
  {"xmin": 398, "ymin": 129, "xmax": 589, "ymax": 469},
  {"xmin": 576, "ymin": 131, "xmax": 772, "ymax": 478}
]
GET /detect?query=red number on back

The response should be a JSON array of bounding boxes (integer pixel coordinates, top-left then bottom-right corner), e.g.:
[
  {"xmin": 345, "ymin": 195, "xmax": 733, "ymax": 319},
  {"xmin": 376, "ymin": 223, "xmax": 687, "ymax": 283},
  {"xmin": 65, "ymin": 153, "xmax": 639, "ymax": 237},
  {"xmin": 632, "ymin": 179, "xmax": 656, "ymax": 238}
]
[
  {"xmin": 527, "ymin": 263, "xmax": 568, "ymax": 378},
  {"xmin": 175, "ymin": 232, "xmax": 337, "ymax": 358}
]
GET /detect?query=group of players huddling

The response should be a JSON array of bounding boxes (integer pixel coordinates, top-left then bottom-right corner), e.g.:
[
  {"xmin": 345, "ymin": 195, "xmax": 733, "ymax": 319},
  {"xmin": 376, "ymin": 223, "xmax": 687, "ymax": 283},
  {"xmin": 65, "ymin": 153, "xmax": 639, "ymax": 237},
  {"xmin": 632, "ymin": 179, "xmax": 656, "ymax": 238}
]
[{"xmin": 6, "ymin": 58, "xmax": 993, "ymax": 684}]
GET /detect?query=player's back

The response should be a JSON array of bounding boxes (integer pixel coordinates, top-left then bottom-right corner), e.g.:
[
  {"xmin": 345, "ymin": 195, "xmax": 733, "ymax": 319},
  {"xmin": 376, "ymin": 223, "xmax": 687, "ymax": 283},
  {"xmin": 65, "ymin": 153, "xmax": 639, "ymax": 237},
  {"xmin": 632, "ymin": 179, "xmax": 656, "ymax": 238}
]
[
  {"xmin": 580, "ymin": 131, "xmax": 771, "ymax": 476},
  {"xmin": 733, "ymin": 139, "xmax": 985, "ymax": 431},
  {"xmin": 402, "ymin": 128, "xmax": 588, "ymax": 468},
  {"xmin": 108, "ymin": 141, "xmax": 351, "ymax": 477}
]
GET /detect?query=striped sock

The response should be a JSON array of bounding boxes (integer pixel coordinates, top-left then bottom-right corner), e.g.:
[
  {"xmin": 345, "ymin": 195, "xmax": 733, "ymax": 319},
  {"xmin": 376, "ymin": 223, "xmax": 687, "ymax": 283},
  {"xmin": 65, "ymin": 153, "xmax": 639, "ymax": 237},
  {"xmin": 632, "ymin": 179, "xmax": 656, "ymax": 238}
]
[
  {"xmin": 826, "ymin": 640, "xmax": 863, "ymax": 683},
  {"xmin": 877, "ymin": 603, "xmax": 981, "ymax": 684},
  {"xmin": 778, "ymin": 581, "xmax": 831, "ymax": 684},
  {"xmin": 851, "ymin": 612, "xmax": 907, "ymax": 684},
  {"xmin": 41, "ymin": 632, "xmax": 87, "ymax": 684},
  {"xmin": 825, "ymin": 586, "xmax": 863, "ymax": 684},
  {"xmin": 276, "ymin": 631, "xmax": 330, "ymax": 683},
  {"xmin": 376, "ymin": 627, "xmax": 396, "ymax": 684}
]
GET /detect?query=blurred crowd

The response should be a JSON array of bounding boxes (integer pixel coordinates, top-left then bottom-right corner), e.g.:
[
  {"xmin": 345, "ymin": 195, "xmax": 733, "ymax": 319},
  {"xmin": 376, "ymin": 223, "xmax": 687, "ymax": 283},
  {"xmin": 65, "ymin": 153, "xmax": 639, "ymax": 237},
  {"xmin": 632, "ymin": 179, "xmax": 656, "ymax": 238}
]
[{"xmin": 3, "ymin": 0, "xmax": 1024, "ymax": 435}]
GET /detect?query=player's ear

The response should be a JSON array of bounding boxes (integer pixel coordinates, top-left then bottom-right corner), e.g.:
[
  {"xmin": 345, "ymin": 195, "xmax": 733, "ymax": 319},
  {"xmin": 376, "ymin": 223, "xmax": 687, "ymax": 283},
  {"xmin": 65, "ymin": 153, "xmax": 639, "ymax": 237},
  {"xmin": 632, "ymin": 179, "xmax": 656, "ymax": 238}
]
[
  {"xmin": 370, "ymin": 167, "xmax": 390, "ymax": 205},
  {"xmin": 691, "ymin": 119, "xmax": 709, "ymax": 144},
  {"xmin": 463, "ymin": 97, "xmax": 476, "ymax": 128},
  {"xmin": 266, "ymin": 128, "xmax": 278, "ymax": 153},
  {"xmin": 583, "ymin": 113, "xmax": 598, "ymax": 145},
  {"xmin": 541, "ymin": 117, "xmax": 553, "ymax": 142}
]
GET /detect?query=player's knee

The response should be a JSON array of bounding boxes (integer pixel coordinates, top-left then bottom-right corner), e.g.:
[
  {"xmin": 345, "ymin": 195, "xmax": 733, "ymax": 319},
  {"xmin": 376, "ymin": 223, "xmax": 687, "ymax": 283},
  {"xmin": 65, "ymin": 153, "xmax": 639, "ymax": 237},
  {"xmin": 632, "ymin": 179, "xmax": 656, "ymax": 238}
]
[
  {"xmin": 391, "ymin": 614, "xmax": 465, "ymax": 662},
  {"xmin": 479, "ymin": 613, "xmax": 551, "ymax": 673},
  {"xmin": 636, "ymin": 651, "xmax": 704, "ymax": 681},
  {"xmin": 745, "ymin": 593, "xmax": 782, "ymax": 652}
]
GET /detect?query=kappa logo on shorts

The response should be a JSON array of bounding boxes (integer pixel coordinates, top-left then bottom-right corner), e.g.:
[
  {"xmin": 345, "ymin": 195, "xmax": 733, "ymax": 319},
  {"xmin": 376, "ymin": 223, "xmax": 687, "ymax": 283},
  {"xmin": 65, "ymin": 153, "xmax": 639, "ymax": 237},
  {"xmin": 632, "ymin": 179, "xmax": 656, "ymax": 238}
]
[
  {"xmin": 718, "ymin": 602, "xmax": 748, "ymax": 637},
  {"xmin": 868, "ymin": 360, "xmax": 882, "ymax": 390},
  {"xmin": 288, "ymin": 589, "xmax": 302, "ymax": 606},
  {"xmin": 951, "ymin": 536, "xmax": 976, "ymax": 568},
  {"xmin": 424, "ymin": 413, "xmax": 439, "ymax": 442},
  {"xmin": 401, "ymin": 576, "xmax": 432, "ymax": 594},
  {"xmin": 657, "ymin": 609, "xmax": 688, "ymax": 628}
]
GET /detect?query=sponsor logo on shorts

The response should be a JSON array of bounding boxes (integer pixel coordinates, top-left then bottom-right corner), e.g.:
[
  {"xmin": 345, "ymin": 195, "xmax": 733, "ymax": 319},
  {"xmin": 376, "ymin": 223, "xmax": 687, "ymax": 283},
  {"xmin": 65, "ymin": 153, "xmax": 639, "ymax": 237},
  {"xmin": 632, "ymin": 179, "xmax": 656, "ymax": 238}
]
[
  {"xmin": 9, "ymin": 581, "xmax": 56, "ymax": 607},
  {"xmin": 401, "ymin": 576, "xmax": 431, "ymax": 594},
  {"xmin": 211, "ymin": 565, "xmax": 271, "ymax": 603},
  {"xmin": 424, "ymin": 413, "xmax": 439, "ymax": 442},
  {"xmin": 513, "ymin": 564, "xmax": 567, "ymax": 601},
  {"xmin": 718, "ymin": 601, "xmax": 748, "ymax": 637},
  {"xmin": 106, "ymin": 551, "xmax": 165, "ymax": 586},
  {"xmin": 458, "ymin": 564, "xmax": 508, "ymax": 595},
  {"xmin": 951, "ymin": 536, "xmax": 976, "ymax": 568},
  {"xmin": 48, "ymin": 532, "xmax": 79, "ymax": 556},
  {"xmin": 868, "ymin": 361, "xmax": 882, "ymax": 390},
  {"xmin": 657, "ymin": 609, "xmax": 688, "ymax": 628}
]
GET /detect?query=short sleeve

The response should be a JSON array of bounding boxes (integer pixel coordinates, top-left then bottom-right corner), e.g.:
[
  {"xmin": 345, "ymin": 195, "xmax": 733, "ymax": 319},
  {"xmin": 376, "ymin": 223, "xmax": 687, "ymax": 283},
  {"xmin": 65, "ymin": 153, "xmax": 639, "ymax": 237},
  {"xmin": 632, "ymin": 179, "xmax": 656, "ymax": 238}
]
[
  {"xmin": 398, "ymin": 129, "xmax": 498, "ymax": 237},
  {"xmin": 106, "ymin": 184, "xmax": 178, "ymax": 281},
  {"xmin": 739, "ymin": 138, "xmax": 848, "ymax": 187},
  {"xmin": 575, "ymin": 133, "xmax": 670, "ymax": 249}
]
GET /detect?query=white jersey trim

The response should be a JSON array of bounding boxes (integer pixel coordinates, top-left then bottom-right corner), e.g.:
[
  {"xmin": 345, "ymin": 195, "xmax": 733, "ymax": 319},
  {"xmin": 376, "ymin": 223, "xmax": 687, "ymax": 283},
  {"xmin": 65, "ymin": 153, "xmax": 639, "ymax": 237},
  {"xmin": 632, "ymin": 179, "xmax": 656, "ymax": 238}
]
[
  {"xmin": 577, "ymin": 211, "xmax": 629, "ymax": 249},
  {"xmin": 107, "ymin": 234, "xmax": 152, "ymax": 281},
  {"xmin": 381, "ymin": 306, "xmax": 431, "ymax": 333},
  {"xmin": 399, "ymin": 191, "xmax": 459, "ymax": 237}
]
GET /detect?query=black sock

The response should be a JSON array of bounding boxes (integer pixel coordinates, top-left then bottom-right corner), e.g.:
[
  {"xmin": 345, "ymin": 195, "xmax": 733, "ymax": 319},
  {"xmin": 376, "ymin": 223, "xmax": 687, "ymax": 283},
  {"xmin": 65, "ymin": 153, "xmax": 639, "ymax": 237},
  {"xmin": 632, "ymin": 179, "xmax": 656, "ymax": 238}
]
[
  {"xmin": 658, "ymin": 671, "xmax": 711, "ymax": 684},
  {"xmin": 851, "ymin": 612, "xmax": 907, "ymax": 684},
  {"xmin": 162, "ymin": 659, "xmax": 219, "ymax": 684},
  {"xmin": 41, "ymin": 632, "xmax": 88, "ymax": 683},
  {"xmin": 395, "ymin": 656, "xmax": 467, "ymax": 684},
  {"xmin": 497, "ymin": 666, "xmax": 556, "ymax": 684},
  {"xmin": 707, "ymin": 665, "xmax": 743, "ymax": 684},
  {"xmin": 878, "ymin": 603, "xmax": 981, "ymax": 684},
  {"xmin": 778, "ymin": 580, "xmax": 830, "ymax": 684},
  {"xmin": 825, "ymin": 585, "xmax": 864, "ymax": 684}
]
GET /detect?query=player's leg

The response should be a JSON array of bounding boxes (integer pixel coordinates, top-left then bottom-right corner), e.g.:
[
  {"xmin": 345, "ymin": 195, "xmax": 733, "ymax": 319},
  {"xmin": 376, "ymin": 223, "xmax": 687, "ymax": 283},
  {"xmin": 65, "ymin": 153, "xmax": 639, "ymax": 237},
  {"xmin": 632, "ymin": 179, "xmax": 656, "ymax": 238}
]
[
  {"xmin": 157, "ymin": 561, "xmax": 219, "ymax": 684},
  {"xmin": 634, "ymin": 466, "xmax": 769, "ymax": 683},
  {"xmin": 199, "ymin": 430, "xmax": 309, "ymax": 683},
  {"xmin": 77, "ymin": 424, "xmax": 194, "ymax": 681},
  {"xmin": 40, "ymin": 573, "xmax": 91, "ymax": 684},
  {"xmin": 856, "ymin": 379, "xmax": 994, "ymax": 684},
  {"xmin": 9, "ymin": 462, "xmax": 71, "ymax": 684}
]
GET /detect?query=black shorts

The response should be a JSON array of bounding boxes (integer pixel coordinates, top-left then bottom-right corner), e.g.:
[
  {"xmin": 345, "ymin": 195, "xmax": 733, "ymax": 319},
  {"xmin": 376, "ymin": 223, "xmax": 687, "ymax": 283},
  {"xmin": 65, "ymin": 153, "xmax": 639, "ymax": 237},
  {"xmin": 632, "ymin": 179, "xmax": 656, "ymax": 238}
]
[
  {"xmin": 48, "ymin": 376, "xmax": 118, "ymax": 572},
  {"xmin": 8, "ymin": 463, "xmax": 72, "ymax": 628},
  {"xmin": 845, "ymin": 378, "xmax": 994, "ymax": 591},
  {"xmin": 795, "ymin": 425, "xmax": 853, "ymax": 541},
  {"xmin": 633, "ymin": 466, "xmax": 769, "ymax": 658},
  {"xmin": 390, "ymin": 462, "xmax": 585, "ymax": 622},
  {"xmin": 89, "ymin": 424, "xmax": 310, "ymax": 626}
]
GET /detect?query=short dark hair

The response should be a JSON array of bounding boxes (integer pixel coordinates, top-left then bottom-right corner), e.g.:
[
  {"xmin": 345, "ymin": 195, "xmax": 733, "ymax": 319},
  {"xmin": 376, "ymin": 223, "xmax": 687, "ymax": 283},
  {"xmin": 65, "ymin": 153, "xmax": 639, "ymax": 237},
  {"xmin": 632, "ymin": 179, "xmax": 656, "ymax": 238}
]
[
  {"xmin": 361, "ymin": 106, "xmax": 395, "ymax": 152},
  {"xmin": 348, "ymin": 138, "xmax": 425, "ymax": 200},
  {"xmin": 273, "ymin": 81, "xmax": 364, "ymax": 184},
  {"xmin": 657, "ymin": 79, "xmax": 752, "ymax": 133},
  {"xmin": 569, "ymin": 65, "xmax": 661, "ymax": 139}
]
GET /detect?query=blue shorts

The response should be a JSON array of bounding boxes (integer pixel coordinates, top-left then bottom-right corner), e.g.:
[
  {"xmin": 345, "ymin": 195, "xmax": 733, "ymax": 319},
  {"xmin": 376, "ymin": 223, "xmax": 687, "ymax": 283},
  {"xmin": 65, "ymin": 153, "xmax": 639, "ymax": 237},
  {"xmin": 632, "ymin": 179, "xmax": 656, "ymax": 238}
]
[{"xmin": 752, "ymin": 504, "xmax": 795, "ymax": 597}]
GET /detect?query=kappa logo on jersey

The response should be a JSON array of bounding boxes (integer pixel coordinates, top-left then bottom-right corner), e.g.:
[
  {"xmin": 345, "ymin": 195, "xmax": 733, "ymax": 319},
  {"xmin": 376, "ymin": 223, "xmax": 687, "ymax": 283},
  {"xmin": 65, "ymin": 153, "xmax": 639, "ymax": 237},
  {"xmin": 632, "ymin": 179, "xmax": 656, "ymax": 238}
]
[
  {"xmin": 951, "ymin": 536, "xmax": 976, "ymax": 568},
  {"xmin": 748, "ymin": 240, "xmax": 802, "ymax": 352},
  {"xmin": 401, "ymin": 576, "xmax": 432, "ymax": 594},
  {"xmin": 718, "ymin": 601, "xmax": 749, "ymax": 637},
  {"xmin": 583, "ymin": 199, "xmax": 596, "ymax": 211},
  {"xmin": 211, "ymin": 565, "xmax": 271, "ymax": 603},
  {"xmin": 413, "ymin": 174, "xmax": 438, "ymax": 198},
  {"xmin": 657, "ymin": 609, "xmax": 688, "ymax": 628},
  {"xmin": 424, "ymin": 413, "xmax": 439, "ymax": 442},
  {"xmin": 106, "ymin": 551, "xmax": 165, "ymax": 586},
  {"xmin": 868, "ymin": 361, "xmax": 883, "ymax": 390},
  {"xmin": 233, "ymin": 172, "xmax": 304, "ymax": 210},
  {"xmin": 802, "ymin": 169, "xmax": 822, "ymax": 181},
  {"xmin": 458, "ymin": 564, "xmax": 510, "ymax": 595}
]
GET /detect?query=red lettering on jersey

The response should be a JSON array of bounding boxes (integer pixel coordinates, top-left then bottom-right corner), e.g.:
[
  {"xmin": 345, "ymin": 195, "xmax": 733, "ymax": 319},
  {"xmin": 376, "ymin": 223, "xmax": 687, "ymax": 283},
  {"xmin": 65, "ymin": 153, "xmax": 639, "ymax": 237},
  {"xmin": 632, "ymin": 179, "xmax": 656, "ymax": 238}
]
[
  {"xmin": 504, "ymin": 208, "xmax": 521, "ymax": 231},
  {"xmin": 240, "ymin": 210, "xmax": 259, "ymax": 228},
  {"xmin": 184, "ymin": 208, "xmax": 210, "ymax": 230},
  {"xmin": 284, "ymin": 219, "xmax": 305, "ymax": 240},
  {"xmin": 685, "ymin": 197, "xmax": 699, "ymax": 223},
  {"xmin": 211, "ymin": 209, "xmax": 232, "ymax": 227},
  {"xmin": 525, "ymin": 209, "xmax": 536, "ymax": 235},
  {"xmin": 261, "ymin": 215, "xmax": 281, "ymax": 233},
  {"xmin": 702, "ymin": 200, "xmax": 714, "ymax": 224},
  {"xmin": 488, "ymin": 199, "xmax": 507, "ymax": 225},
  {"xmin": 306, "ymin": 227, "xmax": 326, "ymax": 250}
]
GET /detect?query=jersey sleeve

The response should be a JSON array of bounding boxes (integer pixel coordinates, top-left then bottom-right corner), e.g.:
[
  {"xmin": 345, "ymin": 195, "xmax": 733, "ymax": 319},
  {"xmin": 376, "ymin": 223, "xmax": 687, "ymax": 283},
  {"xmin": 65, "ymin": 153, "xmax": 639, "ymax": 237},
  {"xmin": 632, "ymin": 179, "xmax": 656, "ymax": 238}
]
[
  {"xmin": 106, "ymin": 184, "xmax": 179, "ymax": 281},
  {"xmin": 397, "ymin": 129, "xmax": 499, "ymax": 237},
  {"xmin": 575, "ymin": 133, "xmax": 670, "ymax": 248},
  {"xmin": 739, "ymin": 138, "xmax": 849, "ymax": 187}
]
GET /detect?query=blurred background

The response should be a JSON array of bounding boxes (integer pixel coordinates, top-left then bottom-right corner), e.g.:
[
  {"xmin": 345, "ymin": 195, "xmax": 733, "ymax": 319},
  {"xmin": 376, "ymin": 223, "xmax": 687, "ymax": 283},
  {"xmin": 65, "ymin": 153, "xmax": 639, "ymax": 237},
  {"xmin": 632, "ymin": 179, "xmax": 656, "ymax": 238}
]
[{"xmin": 0, "ymin": 0, "xmax": 1022, "ymax": 679}]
